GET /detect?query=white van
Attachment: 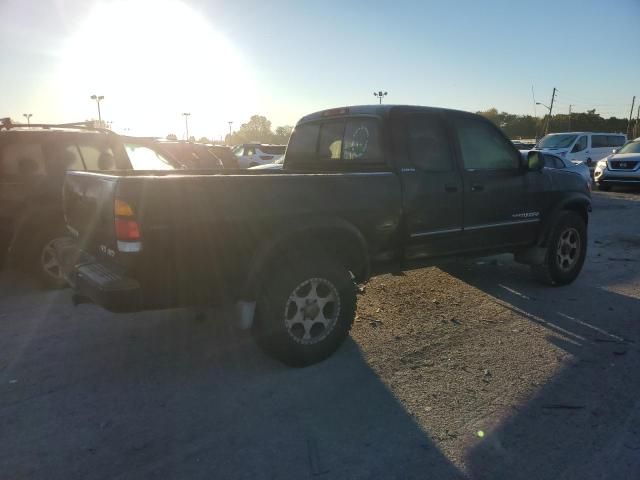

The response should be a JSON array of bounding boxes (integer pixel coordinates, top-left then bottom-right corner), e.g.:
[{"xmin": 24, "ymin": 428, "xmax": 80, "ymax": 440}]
[{"xmin": 536, "ymin": 132, "xmax": 627, "ymax": 171}]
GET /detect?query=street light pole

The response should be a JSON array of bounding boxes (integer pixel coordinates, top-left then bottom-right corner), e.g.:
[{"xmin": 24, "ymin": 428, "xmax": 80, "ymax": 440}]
[
  {"xmin": 90, "ymin": 95, "xmax": 104, "ymax": 124},
  {"xmin": 228, "ymin": 121, "xmax": 233, "ymax": 137},
  {"xmin": 182, "ymin": 113, "xmax": 191, "ymax": 140},
  {"xmin": 23, "ymin": 113, "xmax": 32, "ymax": 126},
  {"xmin": 373, "ymin": 90, "xmax": 388, "ymax": 104}
]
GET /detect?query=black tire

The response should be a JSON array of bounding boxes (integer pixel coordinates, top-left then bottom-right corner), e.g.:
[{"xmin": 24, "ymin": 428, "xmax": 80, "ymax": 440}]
[
  {"xmin": 28, "ymin": 227, "xmax": 70, "ymax": 289},
  {"xmin": 597, "ymin": 183, "xmax": 611, "ymax": 192},
  {"xmin": 532, "ymin": 211, "xmax": 587, "ymax": 286},
  {"xmin": 253, "ymin": 254, "xmax": 357, "ymax": 367}
]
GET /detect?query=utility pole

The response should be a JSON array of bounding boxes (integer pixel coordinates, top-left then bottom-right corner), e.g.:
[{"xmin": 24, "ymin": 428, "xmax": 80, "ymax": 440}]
[
  {"xmin": 635, "ymin": 105, "xmax": 640, "ymax": 139},
  {"xmin": 228, "ymin": 121, "xmax": 233, "ymax": 137},
  {"xmin": 568, "ymin": 104, "xmax": 573, "ymax": 131},
  {"xmin": 544, "ymin": 87, "xmax": 557, "ymax": 135},
  {"xmin": 627, "ymin": 96, "xmax": 636, "ymax": 138},
  {"xmin": 182, "ymin": 112, "xmax": 191, "ymax": 140}
]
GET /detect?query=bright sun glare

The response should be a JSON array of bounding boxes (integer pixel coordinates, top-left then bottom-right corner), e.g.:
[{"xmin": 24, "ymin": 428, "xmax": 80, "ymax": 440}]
[{"xmin": 55, "ymin": 0, "xmax": 257, "ymax": 138}]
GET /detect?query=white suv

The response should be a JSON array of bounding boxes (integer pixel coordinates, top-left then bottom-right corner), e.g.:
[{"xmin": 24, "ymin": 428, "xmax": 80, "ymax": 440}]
[
  {"xmin": 536, "ymin": 132, "xmax": 627, "ymax": 173},
  {"xmin": 232, "ymin": 143, "xmax": 286, "ymax": 168}
]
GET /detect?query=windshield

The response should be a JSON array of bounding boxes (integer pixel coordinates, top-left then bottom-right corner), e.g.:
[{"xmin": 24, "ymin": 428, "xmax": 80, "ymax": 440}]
[
  {"xmin": 537, "ymin": 134, "xmax": 577, "ymax": 149},
  {"xmin": 617, "ymin": 141, "xmax": 640, "ymax": 155}
]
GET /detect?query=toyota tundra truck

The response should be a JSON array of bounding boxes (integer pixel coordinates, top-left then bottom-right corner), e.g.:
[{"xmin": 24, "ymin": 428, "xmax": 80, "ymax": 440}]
[{"xmin": 58, "ymin": 105, "xmax": 591, "ymax": 366}]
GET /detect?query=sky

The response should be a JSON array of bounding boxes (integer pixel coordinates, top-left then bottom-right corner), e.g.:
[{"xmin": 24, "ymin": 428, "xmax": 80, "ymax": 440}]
[{"xmin": 1, "ymin": 0, "xmax": 639, "ymax": 140}]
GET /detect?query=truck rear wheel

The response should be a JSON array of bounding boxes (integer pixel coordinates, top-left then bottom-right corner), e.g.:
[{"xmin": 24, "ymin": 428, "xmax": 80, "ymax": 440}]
[
  {"xmin": 253, "ymin": 254, "xmax": 356, "ymax": 367},
  {"xmin": 532, "ymin": 211, "xmax": 587, "ymax": 286}
]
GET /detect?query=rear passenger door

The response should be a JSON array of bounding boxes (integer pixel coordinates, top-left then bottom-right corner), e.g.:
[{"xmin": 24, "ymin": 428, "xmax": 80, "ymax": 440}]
[
  {"xmin": 396, "ymin": 112, "xmax": 464, "ymax": 258},
  {"xmin": 451, "ymin": 114, "xmax": 535, "ymax": 249}
]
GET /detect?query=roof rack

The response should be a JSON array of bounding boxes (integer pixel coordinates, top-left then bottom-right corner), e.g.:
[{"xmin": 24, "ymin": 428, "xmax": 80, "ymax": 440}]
[{"xmin": 0, "ymin": 118, "xmax": 115, "ymax": 134}]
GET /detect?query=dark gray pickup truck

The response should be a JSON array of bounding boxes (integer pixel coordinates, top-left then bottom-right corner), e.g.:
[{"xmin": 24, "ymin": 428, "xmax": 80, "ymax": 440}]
[{"xmin": 59, "ymin": 105, "xmax": 591, "ymax": 366}]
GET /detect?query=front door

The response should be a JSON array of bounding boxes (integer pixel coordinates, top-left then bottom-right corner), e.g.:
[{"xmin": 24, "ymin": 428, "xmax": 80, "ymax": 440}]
[
  {"xmin": 568, "ymin": 135, "xmax": 589, "ymax": 163},
  {"xmin": 449, "ymin": 113, "xmax": 537, "ymax": 249},
  {"xmin": 396, "ymin": 111, "xmax": 464, "ymax": 259}
]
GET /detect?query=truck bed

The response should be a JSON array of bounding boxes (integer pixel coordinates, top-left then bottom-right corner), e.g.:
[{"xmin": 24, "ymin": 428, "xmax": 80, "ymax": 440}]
[{"xmin": 63, "ymin": 169, "xmax": 403, "ymax": 309}]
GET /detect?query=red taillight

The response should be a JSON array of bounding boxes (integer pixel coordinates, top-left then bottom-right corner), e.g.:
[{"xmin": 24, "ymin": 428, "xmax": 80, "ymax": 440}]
[
  {"xmin": 115, "ymin": 218, "xmax": 141, "ymax": 241},
  {"xmin": 259, "ymin": 155, "xmax": 273, "ymax": 161}
]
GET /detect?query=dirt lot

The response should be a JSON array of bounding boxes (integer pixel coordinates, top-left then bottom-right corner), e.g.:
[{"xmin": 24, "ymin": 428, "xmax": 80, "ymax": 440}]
[{"xmin": 1, "ymin": 190, "xmax": 639, "ymax": 480}]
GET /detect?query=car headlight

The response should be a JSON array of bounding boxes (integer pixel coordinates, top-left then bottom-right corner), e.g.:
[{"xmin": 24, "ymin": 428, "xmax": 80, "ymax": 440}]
[{"xmin": 597, "ymin": 159, "xmax": 607, "ymax": 168}]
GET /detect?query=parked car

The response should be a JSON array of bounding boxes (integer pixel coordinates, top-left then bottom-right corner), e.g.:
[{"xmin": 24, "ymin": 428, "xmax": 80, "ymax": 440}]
[
  {"xmin": 512, "ymin": 140, "xmax": 536, "ymax": 150},
  {"xmin": 594, "ymin": 138, "xmax": 640, "ymax": 191},
  {"xmin": 536, "ymin": 132, "xmax": 627, "ymax": 173},
  {"xmin": 233, "ymin": 143, "xmax": 286, "ymax": 168},
  {"xmin": 0, "ymin": 120, "xmax": 179, "ymax": 287},
  {"xmin": 57, "ymin": 105, "xmax": 590, "ymax": 366},
  {"xmin": 153, "ymin": 140, "xmax": 223, "ymax": 169},
  {"xmin": 248, "ymin": 156, "xmax": 284, "ymax": 170},
  {"xmin": 525, "ymin": 151, "xmax": 592, "ymax": 187}
]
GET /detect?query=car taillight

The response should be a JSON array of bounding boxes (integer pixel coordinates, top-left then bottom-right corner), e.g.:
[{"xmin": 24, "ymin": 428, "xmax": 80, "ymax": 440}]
[
  {"xmin": 259, "ymin": 155, "xmax": 273, "ymax": 161},
  {"xmin": 114, "ymin": 198, "xmax": 142, "ymax": 252},
  {"xmin": 115, "ymin": 218, "xmax": 141, "ymax": 241}
]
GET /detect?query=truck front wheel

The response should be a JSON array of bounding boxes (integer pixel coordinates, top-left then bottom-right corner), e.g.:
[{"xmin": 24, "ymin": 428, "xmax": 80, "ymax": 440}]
[
  {"xmin": 254, "ymin": 255, "xmax": 356, "ymax": 366},
  {"xmin": 532, "ymin": 211, "xmax": 587, "ymax": 286}
]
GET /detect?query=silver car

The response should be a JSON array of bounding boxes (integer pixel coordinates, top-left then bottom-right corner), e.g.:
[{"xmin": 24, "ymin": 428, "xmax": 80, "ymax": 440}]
[
  {"xmin": 521, "ymin": 150, "xmax": 592, "ymax": 188},
  {"xmin": 594, "ymin": 139, "xmax": 640, "ymax": 191}
]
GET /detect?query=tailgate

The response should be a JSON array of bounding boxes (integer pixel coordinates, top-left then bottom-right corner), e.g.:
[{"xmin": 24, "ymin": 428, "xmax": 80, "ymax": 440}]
[{"xmin": 63, "ymin": 171, "xmax": 118, "ymax": 257}]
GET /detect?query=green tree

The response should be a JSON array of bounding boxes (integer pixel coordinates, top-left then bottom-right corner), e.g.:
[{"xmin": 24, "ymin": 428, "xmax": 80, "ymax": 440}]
[
  {"xmin": 272, "ymin": 125, "xmax": 293, "ymax": 144},
  {"xmin": 198, "ymin": 136, "xmax": 210, "ymax": 143},
  {"xmin": 166, "ymin": 133, "xmax": 177, "ymax": 140}
]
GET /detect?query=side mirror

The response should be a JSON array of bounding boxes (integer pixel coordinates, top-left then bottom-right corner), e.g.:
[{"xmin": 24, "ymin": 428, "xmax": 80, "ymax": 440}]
[{"xmin": 527, "ymin": 151, "xmax": 544, "ymax": 172}]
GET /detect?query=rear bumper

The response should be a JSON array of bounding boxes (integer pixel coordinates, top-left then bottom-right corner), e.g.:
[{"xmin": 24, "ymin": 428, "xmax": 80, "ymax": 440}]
[{"xmin": 55, "ymin": 239, "xmax": 142, "ymax": 312}]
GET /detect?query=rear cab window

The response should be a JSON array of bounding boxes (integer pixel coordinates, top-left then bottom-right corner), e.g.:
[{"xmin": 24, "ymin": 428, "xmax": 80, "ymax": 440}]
[{"xmin": 286, "ymin": 116, "xmax": 384, "ymax": 168}]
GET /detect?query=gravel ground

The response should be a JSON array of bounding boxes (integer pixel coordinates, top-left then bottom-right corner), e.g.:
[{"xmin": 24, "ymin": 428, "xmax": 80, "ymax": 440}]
[{"xmin": 1, "ymin": 190, "xmax": 639, "ymax": 479}]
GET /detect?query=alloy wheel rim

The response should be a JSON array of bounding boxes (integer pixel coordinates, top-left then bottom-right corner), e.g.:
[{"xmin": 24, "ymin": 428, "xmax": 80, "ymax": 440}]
[
  {"xmin": 284, "ymin": 277, "xmax": 341, "ymax": 345},
  {"xmin": 556, "ymin": 227, "xmax": 580, "ymax": 272}
]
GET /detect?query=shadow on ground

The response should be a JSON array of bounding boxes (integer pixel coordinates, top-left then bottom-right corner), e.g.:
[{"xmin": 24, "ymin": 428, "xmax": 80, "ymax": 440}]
[
  {"xmin": 440, "ymin": 246, "xmax": 640, "ymax": 479},
  {"xmin": 0, "ymin": 274, "xmax": 466, "ymax": 480}
]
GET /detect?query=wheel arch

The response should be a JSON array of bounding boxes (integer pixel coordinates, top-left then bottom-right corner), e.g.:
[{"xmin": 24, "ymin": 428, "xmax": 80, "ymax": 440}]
[
  {"xmin": 242, "ymin": 217, "xmax": 370, "ymax": 300},
  {"xmin": 537, "ymin": 194, "xmax": 591, "ymax": 247}
]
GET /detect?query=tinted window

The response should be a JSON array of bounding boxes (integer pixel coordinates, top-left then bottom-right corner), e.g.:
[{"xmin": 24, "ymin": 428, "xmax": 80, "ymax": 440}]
[
  {"xmin": 232, "ymin": 146, "xmax": 244, "ymax": 157},
  {"xmin": 286, "ymin": 123, "xmax": 320, "ymax": 162},
  {"xmin": 125, "ymin": 144, "xmax": 175, "ymax": 170},
  {"xmin": 52, "ymin": 145, "xmax": 85, "ymax": 172},
  {"xmin": 1, "ymin": 142, "xmax": 46, "ymax": 176},
  {"xmin": 591, "ymin": 135, "xmax": 608, "ymax": 148},
  {"xmin": 318, "ymin": 121, "xmax": 344, "ymax": 160},
  {"xmin": 260, "ymin": 145, "xmax": 286, "ymax": 155},
  {"xmin": 608, "ymin": 135, "xmax": 625, "ymax": 147},
  {"xmin": 343, "ymin": 118, "xmax": 383, "ymax": 162},
  {"xmin": 573, "ymin": 136, "xmax": 588, "ymax": 152},
  {"xmin": 454, "ymin": 115, "xmax": 519, "ymax": 170},
  {"xmin": 407, "ymin": 114, "xmax": 452, "ymax": 171},
  {"xmin": 78, "ymin": 144, "xmax": 116, "ymax": 170},
  {"xmin": 245, "ymin": 146, "xmax": 256, "ymax": 156}
]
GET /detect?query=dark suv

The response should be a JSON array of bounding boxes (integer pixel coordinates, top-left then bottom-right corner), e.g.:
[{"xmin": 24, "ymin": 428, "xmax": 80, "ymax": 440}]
[{"xmin": 0, "ymin": 120, "xmax": 179, "ymax": 286}]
